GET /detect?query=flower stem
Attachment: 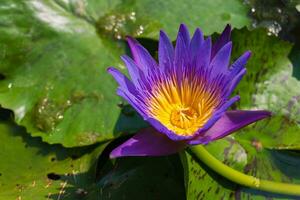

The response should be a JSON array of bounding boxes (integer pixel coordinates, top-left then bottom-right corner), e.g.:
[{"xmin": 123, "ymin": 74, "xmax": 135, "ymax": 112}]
[{"xmin": 190, "ymin": 145, "xmax": 300, "ymax": 196}]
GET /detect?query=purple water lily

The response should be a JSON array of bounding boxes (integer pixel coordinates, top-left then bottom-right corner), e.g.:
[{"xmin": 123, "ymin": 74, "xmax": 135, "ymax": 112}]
[{"xmin": 108, "ymin": 24, "xmax": 271, "ymax": 158}]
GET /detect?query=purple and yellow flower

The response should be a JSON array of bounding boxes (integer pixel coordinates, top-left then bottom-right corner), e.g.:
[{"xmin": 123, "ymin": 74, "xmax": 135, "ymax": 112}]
[{"xmin": 108, "ymin": 24, "xmax": 271, "ymax": 158}]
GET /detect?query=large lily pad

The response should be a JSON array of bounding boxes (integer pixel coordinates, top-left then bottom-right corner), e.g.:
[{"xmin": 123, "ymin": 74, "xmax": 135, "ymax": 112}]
[
  {"xmin": 230, "ymin": 28, "xmax": 300, "ymax": 149},
  {"xmin": 0, "ymin": 0, "xmax": 147, "ymax": 147},
  {"xmin": 182, "ymin": 144, "xmax": 300, "ymax": 200},
  {"xmin": 96, "ymin": 0, "xmax": 250, "ymax": 39},
  {"xmin": 0, "ymin": 114, "xmax": 108, "ymax": 200}
]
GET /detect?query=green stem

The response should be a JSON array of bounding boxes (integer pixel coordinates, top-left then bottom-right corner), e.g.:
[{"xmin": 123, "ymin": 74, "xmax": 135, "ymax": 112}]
[{"xmin": 190, "ymin": 145, "xmax": 300, "ymax": 196}]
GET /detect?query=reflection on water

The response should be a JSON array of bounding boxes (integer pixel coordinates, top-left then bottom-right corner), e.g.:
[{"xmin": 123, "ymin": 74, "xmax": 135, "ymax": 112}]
[{"xmin": 245, "ymin": 0, "xmax": 300, "ymax": 42}]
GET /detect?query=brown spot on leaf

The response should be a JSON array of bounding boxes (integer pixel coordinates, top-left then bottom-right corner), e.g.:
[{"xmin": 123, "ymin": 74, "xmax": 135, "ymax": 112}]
[{"xmin": 251, "ymin": 139, "xmax": 263, "ymax": 151}]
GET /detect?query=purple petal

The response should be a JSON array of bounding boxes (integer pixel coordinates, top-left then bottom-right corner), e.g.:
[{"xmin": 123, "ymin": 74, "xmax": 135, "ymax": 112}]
[
  {"xmin": 209, "ymin": 42, "xmax": 232, "ymax": 76},
  {"xmin": 158, "ymin": 30, "xmax": 174, "ymax": 72},
  {"xmin": 107, "ymin": 67, "xmax": 137, "ymax": 93},
  {"xmin": 211, "ymin": 24, "xmax": 231, "ymax": 59},
  {"xmin": 225, "ymin": 68, "xmax": 246, "ymax": 98},
  {"xmin": 116, "ymin": 89, "xmax": 148, "ymax": 119},
  {"xmin": 174, "ymin": 24, "xmax": 190, "ymax": 77},
  {"xmin": 223, "ymin": 51, "xmax": 251, "ymax": 97},
  {"xmin": 229, "ymin": 51, "xmax": 251, "ymax": 78},
  {"xmin": 195, "ymin": 37, "xmax": 212, "ymax": 69},
  {"xmin": 107, "ymin": 67, "xmax": 147, "ymax": 118},
  {"xmin": 178, "ymin": 24, "xmax": 190, "ymax": 46},
  {"xmin": 189, "ymin": 110, "xmax": 272, "ymax": 145},
  {"xmin": 216, "ymin": 95, "xmax": 240, "ymax": 115},
  {"xmin": 121, "ymin": 55, "xmax": 142, "ymax": 87},
  {"xmin": 174, "ymin": 24, "xmax": 190, "ymax": 65},
  {"xmin": 110, "ymin": 128, "xmax": 186, "ymax": 158},
  {"xmin": 190, "ymin": 28, "xmax": 204, "ymax": 63},
  {"xmin": 126, "ymin": 36, "xmax": 158, "ymax": 74}
]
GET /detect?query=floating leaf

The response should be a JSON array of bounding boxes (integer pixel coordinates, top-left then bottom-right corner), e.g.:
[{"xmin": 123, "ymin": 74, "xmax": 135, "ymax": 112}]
[
  {"xmin": 96, "ymin": 0, "xmax": 250, "ymax": 39},
  {"xmin": 182, "ymin": 145, "xmax": 300, "ymax": 200},
  {"xmin": 0, "ymin": 117, "xmax": 107, "ymax": 199},
  {"xmin": 230, "ymin": 28, "xmax": 300, "ymax": 149},
  {"xmin": 0, "ymin": 0, "xmax": 147, "ymax": 147}
]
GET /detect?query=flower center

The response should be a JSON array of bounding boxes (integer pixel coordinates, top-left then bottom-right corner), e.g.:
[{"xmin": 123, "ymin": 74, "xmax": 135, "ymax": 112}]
[
  {"xmin": 170, "ymin": 106, "xmax": 199, "ymax": 129},
  {"xmin": 147, "ymin": 75, "xmax": 221, "ymax": 136}
]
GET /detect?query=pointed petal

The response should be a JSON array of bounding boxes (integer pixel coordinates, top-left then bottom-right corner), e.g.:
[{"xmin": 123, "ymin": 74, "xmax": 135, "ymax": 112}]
[
  {"xmin": 110, "ymin": 128, "xmax": 186, "ymax": 158},
  {"xmin": 225, "ymin": 68, "xmax": 246, "ymax": 98},
  {"xmin": 195, "ymin": 36, "xmax": 212, "ymax": 69},
  {"xmin": 210, "ymin": 42, "xmax": 232, "ymax": 76},
  {"xmin": 158, "ymin": 30, "xmax": 174, "ymax": 72},
  {"xmin": 107, "ymin": 67, "xmax": 137, "ymax": 92},
  {"xmin": 126, "ymin": 36, "xmax": 157, "ymax": 74},
  {"xmin": 107, "ymin": 67, "xmax": 147, "ymax": 118},
  {"xmin": 229, "ymin": 51, "xmax": 251, "ymax": 77},
  {"xmin": 174, "ymin": 24, "xmax": 190, "ymax": 68},
  {"xmin": 190, "ymin": 28, "xmax": 204, "ymax": 62},
  {"xmin": 174, "ymin": 28, "xmax": 189, "ymax": 79},
  {"xmin": 121, "ymin": 55, "xmax": 141, "ymax": 87},
  {"xmin": 212, "ymin": 24, "xmax": 231, "ymax": 59},
  {"xmin": 178, "ymin": 24, "xmax": 190, "ymax": 46},
  {"xmin": 189, "ymin": 110, "xmax": 271, "ymax": 145},
  {"xmin": 116, "ymin": 89, "xmax": 147, "ymax": 119}
]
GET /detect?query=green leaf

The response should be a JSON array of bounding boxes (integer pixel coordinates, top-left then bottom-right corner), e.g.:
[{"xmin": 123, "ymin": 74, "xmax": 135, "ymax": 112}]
[
  {"xmin": 181, "ymin": 138, "xmax": 248, "ymax": 199},
  {"xmin": 0, "ymin": 117, "xmax": 108, "ymax": 199},
  {"xmin": 94, "ymin": 155, "xmax": 185, "ymax": 200},
  {"xmin": 96, "ymin": 0, "xmax": 250, "ymax": 39},
  {"xmin": 181, "ymin": 149, "xmax": 239, "ymax": 200},
  {"xmin": 0, "ymin": 0, "xmax": 147, "ymax": 147},
  {"xmin": 182, "ymin": 145, "xmax": 300, "ymax": 200},
  {"xmin": 230, "ymin": 28, "xmax": 300, "ymax": 149}
]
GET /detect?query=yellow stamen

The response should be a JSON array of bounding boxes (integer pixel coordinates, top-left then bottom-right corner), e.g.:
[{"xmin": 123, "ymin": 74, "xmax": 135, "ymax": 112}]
[{"xmin": 147, "ymin": 75, "xmax": 220, "ymax": 136}]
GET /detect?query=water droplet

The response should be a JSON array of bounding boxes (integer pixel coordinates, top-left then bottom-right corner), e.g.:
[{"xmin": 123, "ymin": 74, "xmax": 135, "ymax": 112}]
[
  {"xmin": 96, "ymin": 11, "xmax": 146, "ymax": 40},
  {"xmin": 15, "ymin": 105, "xmax": 26, "ymax": 120},
  {"xmin": 66, "ymin": 100, "xmax": 72, "ymax": 106},
  {"xmin": 296, "ymin": 4, "xmax": 300, "ymax": 12},
  {"xmin": 267, "ymin": 21, "xmax": 282, "ymax": 36},
  {"xmin": 135, "ymin": 25, "xmax": 144, "ymax": 36},
  {"xmin": 276, "ymin": 8, "xmax": 282, "ymax": 14},
  {"xmin": 33, "ymin": 98, "xmax": 71, "ymax": 132}
]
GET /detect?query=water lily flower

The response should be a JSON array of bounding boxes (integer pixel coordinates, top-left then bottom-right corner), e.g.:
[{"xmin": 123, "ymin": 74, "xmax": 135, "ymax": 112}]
[{"xmin": 108, "ymin": 24, "xmax": 271, "ymax": 158}]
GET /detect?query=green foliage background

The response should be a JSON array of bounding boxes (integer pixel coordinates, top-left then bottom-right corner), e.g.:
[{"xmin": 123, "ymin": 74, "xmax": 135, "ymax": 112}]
[{"xmin": 1, "ymin": 0, "xmax": 300, "ymax": 199}]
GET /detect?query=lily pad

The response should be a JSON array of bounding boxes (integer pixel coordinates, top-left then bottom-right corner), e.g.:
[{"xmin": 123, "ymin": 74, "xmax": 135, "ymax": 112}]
[
  {"xmin": 182, "ymin": 144, "xmax": 300, "ymax": 200},
  {"xmin": 230, "ymin": 28, "xmax": 300, "ymax": 149},
  {"xmin": 96, "ymin": 0, "xmax": 250, "ymax": 39},
  {"xmin": 0, "ymin": 114, "xmax": 108, "ymax": 200},
  {"xmin": 0, "ymin": 0, "xmax": 147, "ymax": 147}
]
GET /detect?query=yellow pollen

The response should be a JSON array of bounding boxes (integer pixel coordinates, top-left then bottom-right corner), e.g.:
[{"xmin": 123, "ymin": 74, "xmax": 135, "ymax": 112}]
[
  {"xmin": 170, "ymin": 106, "xmax": 198, "ymax": 129},
  {"xmin": 147, "ymin": 75, "xmax": 220, "ymax": 136}
]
